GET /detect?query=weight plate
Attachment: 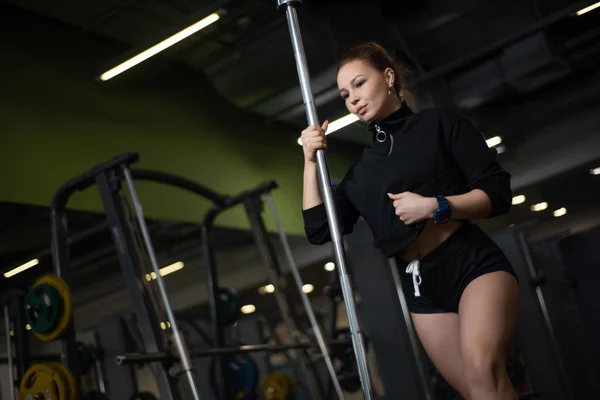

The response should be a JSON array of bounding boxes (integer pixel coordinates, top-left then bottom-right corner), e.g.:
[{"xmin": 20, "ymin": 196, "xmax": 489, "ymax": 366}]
[
  {"xmin": 209, "ymin": 352, "xmax": 258, "ymax": 400},
  {"xmin": 216, "ymin": 287, "xmax": 241, "ymax": 326},
  {"xmin": 49, "ymin": 362, "xmax": 77, "ymax": 400},
  {"xmin": 26, "ymin": 275, "xmax": 73, "ymax": 342},
  {"xmin": 19, "ymin": 363, "xmax": 67, "ymax": 400},
  {"xmin": 260, "ymin": 374, "xmax": 290, "ymax": 400}
]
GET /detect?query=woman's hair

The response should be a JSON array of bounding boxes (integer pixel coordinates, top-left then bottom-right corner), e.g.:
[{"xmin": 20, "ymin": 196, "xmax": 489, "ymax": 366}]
[{"xmin": 337, "ymin": 42, "xmax": 407, "ymax": 96}]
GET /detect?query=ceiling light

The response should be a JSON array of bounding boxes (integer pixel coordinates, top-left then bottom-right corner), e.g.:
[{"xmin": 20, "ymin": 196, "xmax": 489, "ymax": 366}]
[
  {"xmin": 297, "ymin": 114, "xmax": 360, "ymax": 145},
  {"xmin": 25, "ymin": 324, "xmax": 32, "ymax": 331},
  {"xmin": 258, "ymin": 284, "xmax": 275, "ymax": 295},
  {"xmin": 100, "ymin": 13, "xmax": 220, "ymax": 81},
  {"xmin": 495, "ymin": 145, "xmax": 506, "ymax": 154},
  {"xmin": 324, "ymin": 262, "xmax": 335, "ymax": 271},
  {"xmin": 486, "ymin": 136, "xmax": 502, "ymax": 148},
  {"xmin": 512, "ymin": 195, "xmax": 526, "ymax": 205},
  {"xmin": 530, "ymin": 202, "xmax": 548, "ymax": 212},
  {"xmin": 553, "ymin": 207, "xmax": 567, "ymax": 217},
  {"xmin": 590, "ymin": 167, "xmax": 600, "ymax": 175},
  {"xmin": 241, "ymin": 304, "xmax": 256, "ymax": 314},
  {"xmin": 576, "ymin": 2, "xmax": 600, "ymax": 16},
  {"xmin": 145, "ymin": 261, "xmax": 184, "ymax": 281},
  {"xmin": 4, "ymin": 259, "xmax": 40, "ymax": 278},
  {"xmin": 302, "ymin": 284, "xmax": 314, "ymax": 294}
]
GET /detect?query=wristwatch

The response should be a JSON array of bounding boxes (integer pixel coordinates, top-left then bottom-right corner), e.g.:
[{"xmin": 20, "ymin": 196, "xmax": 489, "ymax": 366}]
[{"xmin": 433, "ymin": 196, "xmax": 452, "ymax": 224}]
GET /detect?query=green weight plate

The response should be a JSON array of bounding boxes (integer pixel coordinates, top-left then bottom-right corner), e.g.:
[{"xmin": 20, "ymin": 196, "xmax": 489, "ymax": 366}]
[
  {"xmin": 216, "ymin": 288, "xmax": 241, "ymax": 326},
  {"xmin": 25, "ymin": 283, "xmax": 63, "ymax": 334}
]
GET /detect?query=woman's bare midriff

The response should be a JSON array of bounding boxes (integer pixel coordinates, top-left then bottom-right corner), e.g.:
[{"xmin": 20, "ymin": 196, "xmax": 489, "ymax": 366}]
[{"xmin": 401, "ymin": 219, "xmax": 464, "ymax": 262}]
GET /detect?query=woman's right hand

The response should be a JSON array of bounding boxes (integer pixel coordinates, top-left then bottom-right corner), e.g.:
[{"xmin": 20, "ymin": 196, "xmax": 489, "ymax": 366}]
[{"xmin": 301, "ymin": 120, "xmax": 329, "ymax": 164}]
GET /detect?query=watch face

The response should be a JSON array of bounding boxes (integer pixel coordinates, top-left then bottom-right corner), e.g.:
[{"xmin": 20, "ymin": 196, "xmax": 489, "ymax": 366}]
[{"xmin": 434, "ymin": 208, "xmax": 451, "ymax": 224}]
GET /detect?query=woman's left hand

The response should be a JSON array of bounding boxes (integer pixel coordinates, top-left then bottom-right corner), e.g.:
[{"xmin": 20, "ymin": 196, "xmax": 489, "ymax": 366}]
[{"xmin": 387, "ymin": 192, "xmax": 437, "ymax": 224}]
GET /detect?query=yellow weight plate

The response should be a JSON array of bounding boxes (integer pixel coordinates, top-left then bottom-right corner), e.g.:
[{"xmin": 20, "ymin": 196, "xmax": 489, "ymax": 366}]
[
  {"xmin": 19, "ymin": 363, "xmax": 67, "ymax": 400},
  {"xmin": 49, "ymin": 362, "xmax": 77, "ymax": 400},
  {"xmin": 30, "ymin": 274, "xmax": 73, "ymax": 342},
  {"xmin": 260, "ymin": 374, "xmax": 289, "ymax": 400},
  {"xmin": 279, "ymin": 373, "xmax": 297, "ymax": 396}
]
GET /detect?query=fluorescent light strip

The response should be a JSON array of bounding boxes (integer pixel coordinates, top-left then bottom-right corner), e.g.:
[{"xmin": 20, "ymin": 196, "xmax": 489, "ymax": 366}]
[
  {"xmin": 512, "ymin": 195, "xmax": 526, "ymax": 205},
  {"xmin": 100, "ymin": 13, "xmax": 220, "ymax": 81},
  {"xmin": 241, "ymin": 304, "xmax": 256, "ymax": 314},
  {"xmin": 530, "ymin": 202, "xmax": 548, "ymax": 212},
  {"xmin": 590, "ymin": 167, "xmax": 600, "ymax": 176},
  {"xmin": 297, "ymin": 113, "xmax": 360, "ymax": 145},
  {"xmin": 553, "ymin": 207, "xmax": 567, "ymax": 218},
  {"xmin": 577, "ymin": 2, "xmax": 600, "ymax": 15},
  {"xmin": 486, "ymin": 136, "xmax": 502, "ymax": 148},
  {"xmin": 4, "ymin": 259, "xmax": 40, "ymax": 278},
  {"xmin": 145, "ymin": 261, "xmax": 184, "ymax": 281}
]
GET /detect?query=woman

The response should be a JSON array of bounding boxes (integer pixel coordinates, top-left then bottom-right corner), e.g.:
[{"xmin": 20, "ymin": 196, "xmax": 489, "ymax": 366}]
[{"xmin": 301, "ymin": 42, "xmax": 519, "ymax": 400}]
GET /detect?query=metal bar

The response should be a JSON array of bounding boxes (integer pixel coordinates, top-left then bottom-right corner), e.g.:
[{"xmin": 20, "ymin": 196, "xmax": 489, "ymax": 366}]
[
  {"xmin": 277, "ymin": 1, "xmax": 373, "ymax": 398},
  {"xmin": 517, "ymin": 233, "xmax": 574, "ymax": 400},
  {"xmin": 95, "ymin": 171, "xmax": 177, "ymax": 400},
  {"xmin": 122, "ymin": 167, "xmax": 201, "ymax": 400},
  {"xmin": 200, "ymin": 219, "xmax": 229, "ymax": 399},
  {"xmin": 389, "ymin": 258, "xmax": 434, "ymax": 400},
  {"xmin": 243, "ymin": 196, "xmax": 322, "ymax": 398},
  {"xmin": 4, "ymin": 305, "xmax": 16, "ymax": 400},
  {"xmin": 116, "ymin": 339, "xmax": 350, "ymax": 365},
  {"xmin": 265, "ymin": 193, "xmax": 344, "ymax": 398},
  {"xmin": 130, "ymin": 169, "xmax": 227, "ymax": 207}
]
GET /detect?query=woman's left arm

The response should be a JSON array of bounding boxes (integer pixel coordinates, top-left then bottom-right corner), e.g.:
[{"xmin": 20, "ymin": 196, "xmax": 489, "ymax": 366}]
[
  {"xmin": 443, "ymin": 112, "xmax": 512, "ymax": 220},
  {"xmin": 389, "ymin": 111, "xmax": 512, "ymax": 224}
]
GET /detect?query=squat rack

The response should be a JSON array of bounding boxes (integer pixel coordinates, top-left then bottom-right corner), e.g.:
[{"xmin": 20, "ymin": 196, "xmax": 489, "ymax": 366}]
[{"xmin": 46, "ymin": 152, "xmax": 340, "ymax": 399}]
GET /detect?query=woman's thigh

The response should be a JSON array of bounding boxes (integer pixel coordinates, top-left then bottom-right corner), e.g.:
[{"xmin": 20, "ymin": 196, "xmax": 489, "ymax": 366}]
[{"xmin": 412, "ymin": 312, "xmax": 471, "ymax": 399}]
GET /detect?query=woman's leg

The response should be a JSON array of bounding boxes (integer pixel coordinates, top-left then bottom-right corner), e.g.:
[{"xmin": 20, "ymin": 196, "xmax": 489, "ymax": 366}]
[
  {"xmin": 459, "ymin": 271, "xmax": 519, "ymax": 400},
  {"xmin": 412, "ymin": 312, "xmax": 471, "ymax": 399}
]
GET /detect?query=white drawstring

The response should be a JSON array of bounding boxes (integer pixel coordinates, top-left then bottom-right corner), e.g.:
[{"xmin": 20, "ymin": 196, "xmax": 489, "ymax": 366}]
[{"xmin": 405, "ymin": 260, "xmax": 422, "ymax": 297}]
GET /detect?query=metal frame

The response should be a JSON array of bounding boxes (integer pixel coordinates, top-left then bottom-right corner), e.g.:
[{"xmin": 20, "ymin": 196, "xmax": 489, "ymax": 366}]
[
  {"xmin": 44, "ymin": 152, "xmax": 345, "ymax": 399},
  {"xmin": 276, "ymin": 0, "xmax": 373, "ymax": 398}
]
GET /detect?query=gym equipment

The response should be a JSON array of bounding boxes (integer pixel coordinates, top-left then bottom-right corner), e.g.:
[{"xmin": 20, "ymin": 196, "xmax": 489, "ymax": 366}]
[
  {"xmin": 116, "ymin": 338, "xmax": 350, "ymax": 364},
  {"xmin": 265, "ymin": 192, "xmax": 343, "ymax": 398},
  {"xmin": 130, "ymin": 393, "xmax": 158, "ymax": 400},
  {"xmin": 25, "ymin": 274, "xmax": 73, "ymax": 342},
  {"xmin": 209, "ymin": 353, "xmax": 259, "ymax": 400},
  {"xmin": 276, "ymin": 0, "xmax": 372, "ymax": 398},
  {"xmin": 19, "ymin": 363, "xmax": 76, "ymax": 400},
  {"xmin": 77, "ymin": 341, "xmax": 95, "ymax": 374},
  {"xmin": 260, "ymin": 373, "xmax": 297, "ymax": 400},
  {"xmin": 50, "ymin": 362, "xmax": 78, "ymax": 400},
  {"xmin": 215, "ymin": 287, "xmax": 241, "ymax": 326},
  {"xmin": 122, "ymin": 166, "xmax": 201, "ymax": 400}
]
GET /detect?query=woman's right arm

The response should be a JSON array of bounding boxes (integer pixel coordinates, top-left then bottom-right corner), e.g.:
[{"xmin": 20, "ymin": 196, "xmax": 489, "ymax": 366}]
[{"xmin": 300, "ymin": 121, "xmax": 360, "ymax": 244}]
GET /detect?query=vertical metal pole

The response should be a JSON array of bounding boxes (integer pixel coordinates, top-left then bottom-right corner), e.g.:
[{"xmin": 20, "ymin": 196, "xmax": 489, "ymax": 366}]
[
  {"xmin": 122, "ymin": 167, "xmax": 202, "ymax": 400},
  {"xmin": 201, "ymin": 219, "xmax": 231, "ymax": 399},
  {"xmin": 243, "ymin": 197, "xmax": 322, "ymax": 399},
  {"xmin": 4, "ymin": 305, "xmax": 16, "ymax": 400},
  {"xmin": 277, "ymin": 0, "xmax": 373, "ymax": 398},
  {"xmin": 517, "ymin": 233, "xmax": 573, "ymax": 400},
  {"xmin": 389, "ymin": 258, "xmax": 434, "ymax": 400},
  {"xmin": 265, "ymin": 193, "xmax": 345, "ymax": 398}
]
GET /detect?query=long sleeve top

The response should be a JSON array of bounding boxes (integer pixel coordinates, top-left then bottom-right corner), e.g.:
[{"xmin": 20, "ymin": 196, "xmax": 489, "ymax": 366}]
[{"xmin": 302, "ymin": 104, "xmax": 512, "ymax": 258}]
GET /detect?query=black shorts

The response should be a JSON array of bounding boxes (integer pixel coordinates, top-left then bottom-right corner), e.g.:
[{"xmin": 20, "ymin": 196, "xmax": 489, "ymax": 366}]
[{"xmin": 394, "ymin": 222, "xmax": 517, "ymax": 314}]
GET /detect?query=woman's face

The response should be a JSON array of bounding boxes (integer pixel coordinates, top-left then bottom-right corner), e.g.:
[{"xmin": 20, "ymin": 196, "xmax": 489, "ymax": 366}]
[{"xmin": 337, "ymin": 59, "xmax": 396, "ymax": 122}]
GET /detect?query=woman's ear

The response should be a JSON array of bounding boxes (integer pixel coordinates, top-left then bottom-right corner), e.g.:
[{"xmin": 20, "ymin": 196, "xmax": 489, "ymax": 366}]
[{"xmin": 384, "ymin": 67, "xmax": 395, "ymax": 88}]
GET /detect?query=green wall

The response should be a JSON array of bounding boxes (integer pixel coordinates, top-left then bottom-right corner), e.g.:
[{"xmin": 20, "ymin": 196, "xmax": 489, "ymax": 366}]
[{"xmin": 0, "ymin": 4, "xmax": 362, "ymax": 234}]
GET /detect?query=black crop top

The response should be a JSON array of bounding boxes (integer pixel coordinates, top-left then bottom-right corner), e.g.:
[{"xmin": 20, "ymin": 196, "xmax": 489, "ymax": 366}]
[{"xmin": 302, "ymin": 104, "xmax": 512, "ymax": 258}]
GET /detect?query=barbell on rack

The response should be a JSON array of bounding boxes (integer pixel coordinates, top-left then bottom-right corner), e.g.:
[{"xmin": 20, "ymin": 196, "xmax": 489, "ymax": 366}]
[{"xmin": 115, "ymin": 338, "xmax": 351, "ymax": 365}]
